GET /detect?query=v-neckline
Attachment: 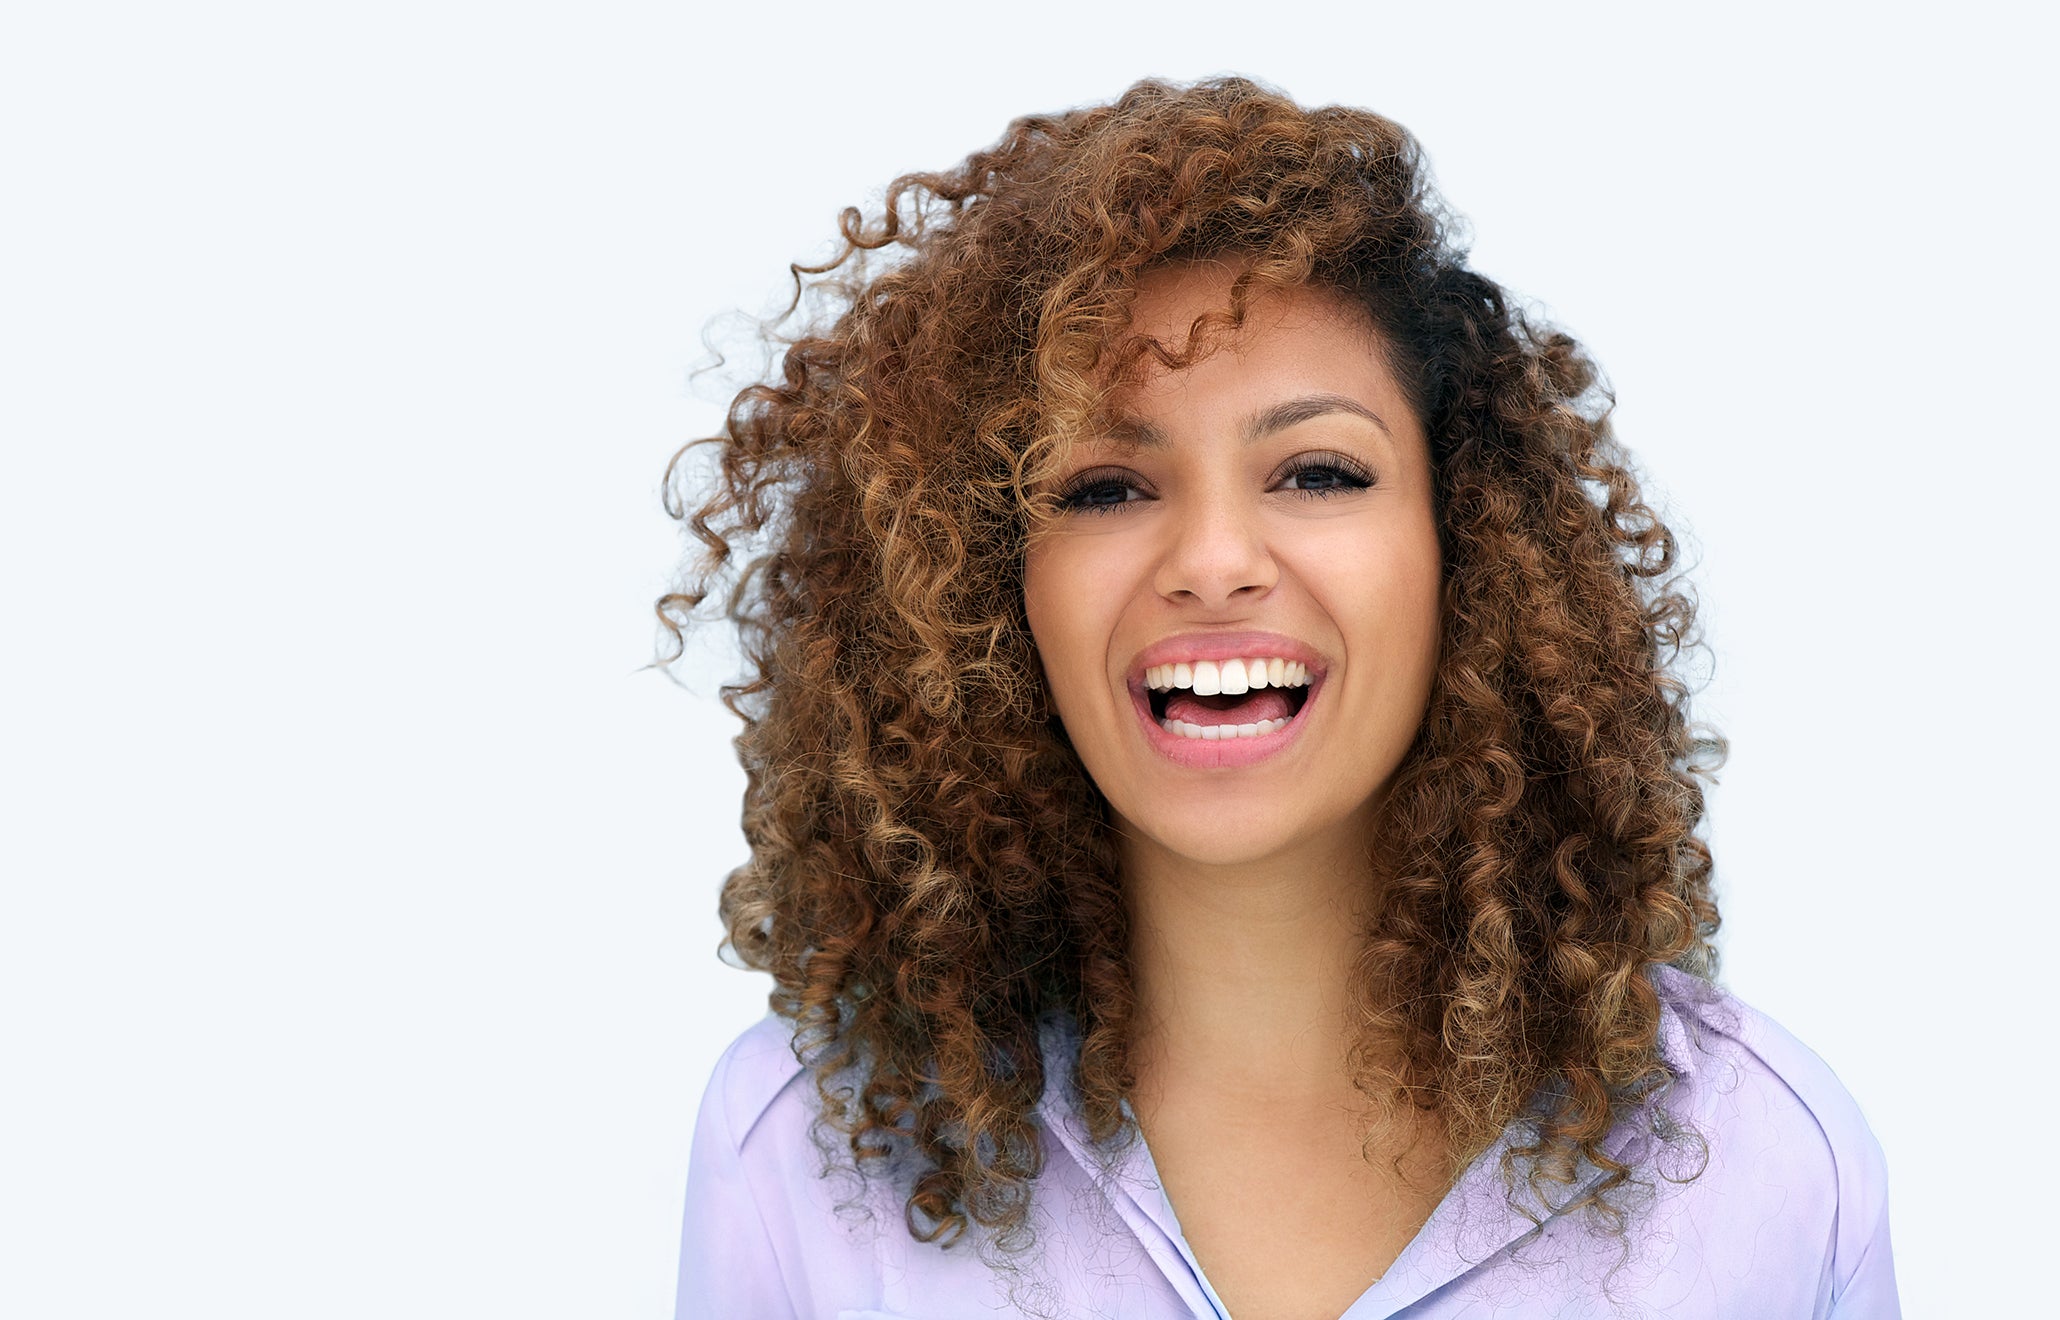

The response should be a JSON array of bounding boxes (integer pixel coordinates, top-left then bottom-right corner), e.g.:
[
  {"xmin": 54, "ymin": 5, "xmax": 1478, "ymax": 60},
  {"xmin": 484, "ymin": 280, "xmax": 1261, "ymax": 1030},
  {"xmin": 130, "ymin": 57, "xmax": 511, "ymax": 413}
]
[{"xmin": 1034, "ymin": 983, "xmax": 1699, "ymax": 1318}]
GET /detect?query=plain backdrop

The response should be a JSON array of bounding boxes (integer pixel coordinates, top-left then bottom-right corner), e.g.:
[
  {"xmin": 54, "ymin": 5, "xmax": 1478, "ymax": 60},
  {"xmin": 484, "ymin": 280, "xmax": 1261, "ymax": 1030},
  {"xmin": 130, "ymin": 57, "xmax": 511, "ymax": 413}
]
[{"xmin": 4, "ymin": 2, "xmax": 2051, "ymax": 1316}]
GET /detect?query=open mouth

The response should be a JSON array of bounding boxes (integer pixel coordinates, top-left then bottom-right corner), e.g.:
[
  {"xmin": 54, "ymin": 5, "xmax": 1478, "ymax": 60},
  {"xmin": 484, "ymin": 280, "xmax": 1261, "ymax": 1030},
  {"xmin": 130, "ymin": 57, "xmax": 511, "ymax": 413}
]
[{"xmin": 1142, "ymin": 656, "xmax": 1314, "ymax": 741}]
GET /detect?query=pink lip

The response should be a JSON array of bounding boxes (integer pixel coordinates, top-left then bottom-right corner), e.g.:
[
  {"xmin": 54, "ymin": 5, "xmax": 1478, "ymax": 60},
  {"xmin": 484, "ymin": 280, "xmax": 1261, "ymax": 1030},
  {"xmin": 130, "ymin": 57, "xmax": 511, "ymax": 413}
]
[
  {"xmin": 1127, "ymin": 630, "xmax": 1330, "ymax": 687},
  {"xmin": 1124, "ymin": 630, "xmax": 1329, "ymax": 770}
]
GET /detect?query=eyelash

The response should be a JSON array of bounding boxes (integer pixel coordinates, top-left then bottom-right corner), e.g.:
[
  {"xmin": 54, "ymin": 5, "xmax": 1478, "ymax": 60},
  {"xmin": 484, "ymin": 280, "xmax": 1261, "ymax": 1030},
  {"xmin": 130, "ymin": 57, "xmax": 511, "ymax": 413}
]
[{"xmin": 1053, "ymin": 454, "xmax": 1376, "ymax": 515}]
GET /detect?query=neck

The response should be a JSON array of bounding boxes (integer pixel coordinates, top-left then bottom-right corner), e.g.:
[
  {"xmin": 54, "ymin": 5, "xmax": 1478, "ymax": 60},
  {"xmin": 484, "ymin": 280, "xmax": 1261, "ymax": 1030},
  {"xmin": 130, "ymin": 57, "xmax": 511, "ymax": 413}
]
[{"xmin": 1118, "ymin": 822, "xmax": 1376, "ymax": 1112}]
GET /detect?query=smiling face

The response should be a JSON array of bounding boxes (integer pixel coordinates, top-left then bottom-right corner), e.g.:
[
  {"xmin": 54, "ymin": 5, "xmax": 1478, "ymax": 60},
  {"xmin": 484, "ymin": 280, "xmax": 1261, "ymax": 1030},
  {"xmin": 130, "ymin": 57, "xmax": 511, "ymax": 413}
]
[{"xmin": 1023, "ymin": 262, "xmax": 1444, "ymax": 872}]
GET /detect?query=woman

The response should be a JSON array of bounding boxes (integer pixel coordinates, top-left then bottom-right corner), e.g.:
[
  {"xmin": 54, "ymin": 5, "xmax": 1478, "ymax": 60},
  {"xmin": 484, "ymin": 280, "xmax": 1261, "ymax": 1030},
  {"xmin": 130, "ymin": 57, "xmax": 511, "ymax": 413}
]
[{"xmin": 661, "ymin": 78, "xmax": 1897, "ymax": 1319}]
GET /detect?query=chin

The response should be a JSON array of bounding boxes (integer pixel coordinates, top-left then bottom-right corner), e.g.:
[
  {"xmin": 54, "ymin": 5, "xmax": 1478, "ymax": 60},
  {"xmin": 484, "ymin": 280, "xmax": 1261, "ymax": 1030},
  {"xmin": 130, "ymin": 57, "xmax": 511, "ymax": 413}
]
[{"xmin": 1117, "ymin": 804, "xmax": 1341, "ymax": 872}]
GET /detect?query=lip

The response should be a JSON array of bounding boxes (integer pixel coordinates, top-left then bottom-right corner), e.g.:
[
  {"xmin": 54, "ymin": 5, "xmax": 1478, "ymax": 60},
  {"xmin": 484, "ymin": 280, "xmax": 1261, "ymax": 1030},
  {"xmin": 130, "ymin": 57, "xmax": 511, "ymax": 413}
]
[
  {"xmin": 1127, "ymin": 630, "xmax": 1331, "ymax": 686},
  {"xmin": 1125, "ymin": 630, "xmax": 1329, "ymax": 770}
]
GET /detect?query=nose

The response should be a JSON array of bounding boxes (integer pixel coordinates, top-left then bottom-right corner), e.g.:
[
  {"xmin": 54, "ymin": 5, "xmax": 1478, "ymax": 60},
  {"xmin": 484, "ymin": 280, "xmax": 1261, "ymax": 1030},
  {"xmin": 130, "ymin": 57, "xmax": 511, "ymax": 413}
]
[{"xmin": 1151, "ymin": 489, "xmax": 1279, "ymax": 607}]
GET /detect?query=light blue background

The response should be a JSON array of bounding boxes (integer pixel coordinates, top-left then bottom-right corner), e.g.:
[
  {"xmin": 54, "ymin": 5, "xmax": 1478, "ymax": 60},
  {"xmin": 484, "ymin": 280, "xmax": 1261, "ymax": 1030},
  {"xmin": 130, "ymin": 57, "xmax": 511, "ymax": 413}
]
[{"xmin": 4, "ymin": 2, "xmax": 2047, "ymax": 1316}]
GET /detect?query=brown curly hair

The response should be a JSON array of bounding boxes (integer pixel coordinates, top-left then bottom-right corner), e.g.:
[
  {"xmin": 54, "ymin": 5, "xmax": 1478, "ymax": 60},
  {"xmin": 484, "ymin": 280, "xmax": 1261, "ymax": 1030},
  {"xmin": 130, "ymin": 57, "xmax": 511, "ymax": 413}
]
[{"xmin": 659, "ymin": 75, "xmax": 1722, "ymax": 1264}]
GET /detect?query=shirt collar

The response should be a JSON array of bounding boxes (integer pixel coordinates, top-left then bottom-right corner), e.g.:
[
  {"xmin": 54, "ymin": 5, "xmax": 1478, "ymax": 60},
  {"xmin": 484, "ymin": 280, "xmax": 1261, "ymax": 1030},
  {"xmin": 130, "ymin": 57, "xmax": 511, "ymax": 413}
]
[{"xmin": 1032, "ymin": 970, "xmax": 1705, "ymax": 1318}]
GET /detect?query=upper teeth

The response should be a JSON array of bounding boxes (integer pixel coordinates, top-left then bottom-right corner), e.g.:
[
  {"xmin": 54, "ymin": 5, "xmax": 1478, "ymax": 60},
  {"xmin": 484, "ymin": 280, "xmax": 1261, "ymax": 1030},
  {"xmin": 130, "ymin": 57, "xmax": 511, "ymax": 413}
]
[{"xmin": 1144, "ymin": 657, "xmax": 1311, "ymax": 696}]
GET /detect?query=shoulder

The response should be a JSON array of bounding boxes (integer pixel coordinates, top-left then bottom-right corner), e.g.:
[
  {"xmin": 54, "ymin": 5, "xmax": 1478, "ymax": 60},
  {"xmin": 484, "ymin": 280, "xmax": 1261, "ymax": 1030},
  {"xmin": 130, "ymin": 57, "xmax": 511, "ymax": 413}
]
[
  {"xmin": 693, "ymin": 1010, "xmax": 932, "ymax": 1230},
  {"xmin": 690, "ymin": 1012, "xmax": 871, "ymax": 1206},
  {"xmin": 1644, "ymin": 965, "xmax": 1897, "ymax": 1312},
  {"xmin": 698, "ymin": 1013, "xmax": 810, "ymax": 1153},
  {"xmin": 679, "ymin": 1014, "xmax": 895, "ymax": 1319},
  {"xmin": 1650, "ymin": 964, "xmax": 1887, "ymax": 1191}
]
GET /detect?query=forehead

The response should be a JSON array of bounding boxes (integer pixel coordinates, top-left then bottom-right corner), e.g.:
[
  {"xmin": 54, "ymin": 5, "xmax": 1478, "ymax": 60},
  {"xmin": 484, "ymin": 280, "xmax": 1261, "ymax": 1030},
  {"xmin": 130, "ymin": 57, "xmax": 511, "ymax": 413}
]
[
  {"xmin": 1125, "ymin": 260, "xmax": 1379, "ymax": 352},
  {"xmin": 1084, "ymin": 262, "xmax": 1409, "ymax": 446}
]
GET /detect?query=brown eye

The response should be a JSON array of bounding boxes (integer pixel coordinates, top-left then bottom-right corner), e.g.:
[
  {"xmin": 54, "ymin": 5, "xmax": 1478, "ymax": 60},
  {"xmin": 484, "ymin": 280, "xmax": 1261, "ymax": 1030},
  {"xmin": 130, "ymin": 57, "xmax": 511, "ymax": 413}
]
[
  {"xmin": 1277, "ymin": 454, "xmax": 1374, "ymax": 497},
  {"xmin": 1056, "ymin": 469, "xmax": 1147, "ymax": 514}
]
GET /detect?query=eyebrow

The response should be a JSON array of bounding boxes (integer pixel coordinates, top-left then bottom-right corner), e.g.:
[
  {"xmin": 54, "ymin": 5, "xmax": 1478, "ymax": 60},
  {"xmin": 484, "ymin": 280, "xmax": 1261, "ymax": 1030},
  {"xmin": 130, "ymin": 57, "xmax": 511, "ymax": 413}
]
[
  {"xmin": 1242, "ymin": 392, "xmax": 1392, "ymax": 443},
  {"xmin": 1101, "ymin": 391, "xmax": 1392, "ymax": 451}
]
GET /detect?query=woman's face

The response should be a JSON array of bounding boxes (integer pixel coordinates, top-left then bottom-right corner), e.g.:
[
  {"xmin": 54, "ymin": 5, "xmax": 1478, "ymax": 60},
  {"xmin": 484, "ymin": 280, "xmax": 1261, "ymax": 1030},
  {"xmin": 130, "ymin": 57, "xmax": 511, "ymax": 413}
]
[{"xmin": 1023, "ymin": 263, "xmax": 1443, "ymax": 871}]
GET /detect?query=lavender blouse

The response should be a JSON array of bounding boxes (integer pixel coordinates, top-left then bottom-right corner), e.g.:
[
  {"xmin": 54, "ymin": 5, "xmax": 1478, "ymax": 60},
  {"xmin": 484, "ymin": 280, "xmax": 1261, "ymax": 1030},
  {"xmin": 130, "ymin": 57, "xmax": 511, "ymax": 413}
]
[{"xmin": 673, "ymin": 965, "xmax": 1897, "ymax": 1318}]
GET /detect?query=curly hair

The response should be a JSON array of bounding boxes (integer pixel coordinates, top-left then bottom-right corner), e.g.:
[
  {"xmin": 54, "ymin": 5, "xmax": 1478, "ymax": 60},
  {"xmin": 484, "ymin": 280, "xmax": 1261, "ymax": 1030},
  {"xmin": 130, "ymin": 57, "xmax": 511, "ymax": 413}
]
[{"xmin": 659, "ymin": 75, "xmax": 1722, "ymax": 1264}]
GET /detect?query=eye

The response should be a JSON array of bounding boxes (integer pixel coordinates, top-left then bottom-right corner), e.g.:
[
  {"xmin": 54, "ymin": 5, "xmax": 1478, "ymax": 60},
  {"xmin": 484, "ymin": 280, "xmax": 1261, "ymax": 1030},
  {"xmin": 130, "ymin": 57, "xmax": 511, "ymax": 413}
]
[
  {"xmin": 1054, "ymin": 467, "xmax": 1148, "ymax": 515},
  {"xmin": 1275, "ymin": 452, "xmax": 1374, "ymax": 498}
]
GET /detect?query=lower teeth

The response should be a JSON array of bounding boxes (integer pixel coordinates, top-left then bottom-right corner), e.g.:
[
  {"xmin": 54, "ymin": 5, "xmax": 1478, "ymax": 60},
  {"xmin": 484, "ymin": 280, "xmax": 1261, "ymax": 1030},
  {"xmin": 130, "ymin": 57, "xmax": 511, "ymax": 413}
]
[{"xmin": 1160, "ymin": 716, "xmax": 1290, "ymax": 740}]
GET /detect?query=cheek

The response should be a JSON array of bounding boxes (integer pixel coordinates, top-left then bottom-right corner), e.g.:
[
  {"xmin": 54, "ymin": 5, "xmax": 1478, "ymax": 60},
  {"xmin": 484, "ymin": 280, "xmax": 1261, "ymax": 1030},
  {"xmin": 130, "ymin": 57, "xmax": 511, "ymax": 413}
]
[
  {"xmin": 1388, "ymin": 527, "xmax": 1445, "ymax": 638},
  {"xmin": 1023, "ymin": 537, "xmax": 1125, "ymax": 719},
  {"xmin": 1303, "ymin": 516, "xmax": 1443, "ymax": 675},
  {"xmin": 1022, "ymin": 547, "xmax": 1060, "ymax": 663},
  {"xmin": 1022, "ymin": 544, "xmax": 1086, "ymax": 701}
]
